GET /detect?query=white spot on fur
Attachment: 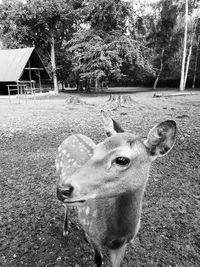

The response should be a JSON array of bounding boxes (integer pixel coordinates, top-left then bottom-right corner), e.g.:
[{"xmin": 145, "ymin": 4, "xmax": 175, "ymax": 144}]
[
  {"xmin": 85, "ymin": 207, "xmax": 90, "ymax": 215},
  {"xmin": 82, "ymin": 219, "xmax": 90, "ymax": 226},
  {"xmin": 92, "ymin": 211, "xmax": 97, "ymax": 217},
  {"xmin": 56, "ymin": 162, "xmax": 60, "ymax": 170},
  {"xmin": 73, "ymin": 162, "xmax": 78, "ymax": 167},
  {"xmin": 64, "ymin": 140, "xmax": 69, "ymax": 145},
  {"xmin": 61, "ymin": 169, "xmax": 66, "ymax": 176},
  {"xmin": 62, "ymin": 150, "xmax": 67, "ymax": 155}
]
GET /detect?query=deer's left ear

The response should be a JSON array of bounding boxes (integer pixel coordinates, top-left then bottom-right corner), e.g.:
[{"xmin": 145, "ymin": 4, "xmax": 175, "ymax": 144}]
[
  {"xmin": 101, "ymin": 110, "xmax": 125, "ymax": 137},
  {"xmin": 101, "ymin": 110, "xmax": 117, "ymax": 137},
  {"xmin": 144, "ymin": 120, "xmax": 177, "ymax": 158}
]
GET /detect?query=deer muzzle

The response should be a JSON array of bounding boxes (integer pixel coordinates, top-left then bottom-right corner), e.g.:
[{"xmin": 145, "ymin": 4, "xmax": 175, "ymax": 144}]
[{"xmin": 56, "ymin": 183, "xmax": 86, "ymax": 204}]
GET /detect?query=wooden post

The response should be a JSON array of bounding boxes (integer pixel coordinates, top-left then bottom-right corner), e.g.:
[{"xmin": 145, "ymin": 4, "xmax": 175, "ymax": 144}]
[
  {"xmin": 33, "ymin": 88, "xmax": 36, "ymax": 104},
  {"xmin": 7, "ymin": 85, "xmax": 11, "ymax": 104},
  {"xmin": 17, "ymin": 82, "xmax": 20, "ymax": 104},
  {"xmin": 28, "ymin": 60, "xmax": 32, "ymax": 90},
  {"xmin": 38, "ymin": 70, "xmax": 42, "ymax": 93},
  {"xmin": 25, "ymin": 85, "xmax": 27, "ymax": 104}
]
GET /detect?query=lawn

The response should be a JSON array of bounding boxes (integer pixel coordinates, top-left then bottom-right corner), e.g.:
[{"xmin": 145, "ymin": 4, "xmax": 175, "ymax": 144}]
[{"xmin": 0, "ymin": 91, "xmax": 200, "ymax": 267}]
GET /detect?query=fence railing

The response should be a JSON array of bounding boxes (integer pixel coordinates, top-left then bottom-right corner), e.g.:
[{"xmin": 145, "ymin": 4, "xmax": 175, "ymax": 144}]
[{"xmin": 7, "ymin": 84, "xmax": 53, "ymax": 104}]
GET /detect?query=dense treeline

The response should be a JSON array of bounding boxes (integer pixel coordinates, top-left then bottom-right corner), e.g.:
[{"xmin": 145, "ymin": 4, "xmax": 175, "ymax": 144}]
[{"xmin": 0, "ymin": 0, "xmax": 200, "ymax": 92}]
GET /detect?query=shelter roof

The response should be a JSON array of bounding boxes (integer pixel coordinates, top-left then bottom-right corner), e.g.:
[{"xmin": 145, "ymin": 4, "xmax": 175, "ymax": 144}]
[{"xmin": 0, "ymin": 47, "xmax": 50, "ymax": 82}]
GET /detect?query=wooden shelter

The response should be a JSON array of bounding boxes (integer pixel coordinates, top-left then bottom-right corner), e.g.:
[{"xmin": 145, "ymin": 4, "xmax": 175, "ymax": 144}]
[{"xmin": 0, "ymin": 47, "xmax": 51, "ymax": 95}]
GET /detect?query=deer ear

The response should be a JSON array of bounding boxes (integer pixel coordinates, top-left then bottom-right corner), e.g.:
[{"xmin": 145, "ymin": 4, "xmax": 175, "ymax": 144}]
[
  {"xmin": 145, "ymin": 120, "xmax": 177, "ymax": 158},
  {"xmin": 101, "ymin": 110, "xmax": 117, "ymax": 137}
]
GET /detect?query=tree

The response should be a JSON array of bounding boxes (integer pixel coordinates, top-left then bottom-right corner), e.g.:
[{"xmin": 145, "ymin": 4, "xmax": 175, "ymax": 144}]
[
  {"xmin": 178, "ymin": 0, "xmax": 200, "ymax": 91},
  {"xmin": 183, "ymin": 1, "xmax": 200, "ymax": 89},
  {"xmin": 0, "ymin": 0, "xmax": 26, "ymax": 48},
  {"xmin": 68, "ymin": 0, "xmax": 154, "ymax": 92},
  {"xmin": 145, "ymin": 0, "xmax": 180, "ymax": 90},
  {"xmin": 180, "ymin": 0, "xmax": 189, "ymax": 91},
  {"xmin": 0, "ymin": 0, "xmax": 83, "ymax": 94},
  {"xmin": 192, "ymin": 35, "xmax": 200, "ymax": 88},
  {"xmin": 2, "ymin": 0, "xmax": 198, "ymax": 91}
]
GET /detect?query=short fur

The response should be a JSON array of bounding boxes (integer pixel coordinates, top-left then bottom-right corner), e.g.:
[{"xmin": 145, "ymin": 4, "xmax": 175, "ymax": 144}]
[{"xmin": 56, "ymin": 112, "xmax": 177, "ymax": 266}]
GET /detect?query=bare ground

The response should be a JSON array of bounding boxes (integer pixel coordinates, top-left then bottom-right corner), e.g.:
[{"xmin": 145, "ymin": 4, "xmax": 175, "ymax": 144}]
[{"xmin": 0, "ymin": 91, "xmax": 200, "ymax": 267}]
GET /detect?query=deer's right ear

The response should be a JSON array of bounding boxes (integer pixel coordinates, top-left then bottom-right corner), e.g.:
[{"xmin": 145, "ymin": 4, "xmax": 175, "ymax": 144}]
[
  {"xmin": 101, "ymin": 110, "xmax": 117, "ymax": 137},
  {"xmin": 144, "ymin": 120, "xmax": 177, "ymax": 159}
]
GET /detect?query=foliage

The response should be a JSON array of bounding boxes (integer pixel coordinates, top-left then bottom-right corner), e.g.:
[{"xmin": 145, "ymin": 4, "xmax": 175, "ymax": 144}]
[
  {"xmin": 0, "ymin": 0, "xmax": 84, "ymax": 85},
  {"xmin": 0, "ymin": 0, "xmax": 27, "ymax": 48},
  {"xmin": 144, "ymin": 0, "xmax": 180, "ymax": 77},
  {"xmin": 68, "ymin": 0, "xmax": 154, "ymax": 90},
  {"xmin": 0, "ymin": 0, "xmax": 82, "ymax": 47},
  {"xmin": 85, "ymin": 0, "xmax": 130, "ymax": 32},
  {"xmin": 1, "ymin": 0, "xmax": 200, "ymax": 89}
]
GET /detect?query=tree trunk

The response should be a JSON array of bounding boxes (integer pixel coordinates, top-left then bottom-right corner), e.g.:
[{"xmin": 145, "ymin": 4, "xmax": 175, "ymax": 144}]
[
  {"xmin": 95, "ymin": 78, "xmax": 100, "ymax": 93},
  {"xmin": 61, "ymin": 81, "xmax": 65, "ymax": 92},
  {"xmin": 51, "ymin": 32, "xmax": 59, "ymax": 95},
  {"xmin": 65, "ymin": 95, "xmax": 85, "ymax": 104},
  {"xmin": 184, "ymin": 20, "xmax": 198, "ymax": 89},
  {"xmin": 85, "ymin": 79, "xmax": 91, "ymax": 93},
  {"xmin": 153, "ymin": 48, "xmax": 165, "ymax": 90},
  {"xmin": 107, "ymin": 95, "xmax": 135, "ymax": 107},
  {"xmin": 192, "ymin": 38, "xmax": 199, "ymax": 89},
  {"xmin": 179, "ymin": 0, "xmax": 188, "ymax": 91},
  {"xmin": 183, "ymin": 42, "xmax": 192, "ymax": 89}
]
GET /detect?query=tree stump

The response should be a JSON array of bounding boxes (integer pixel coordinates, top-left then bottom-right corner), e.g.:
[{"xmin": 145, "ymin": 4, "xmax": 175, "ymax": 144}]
[
  {"xmin": 65, "ymin": 95, "xmax": 85, "ymax": 104},
  {"xmin": 107, "ymin": 95, "xmax": 135, "ymax": 107}
]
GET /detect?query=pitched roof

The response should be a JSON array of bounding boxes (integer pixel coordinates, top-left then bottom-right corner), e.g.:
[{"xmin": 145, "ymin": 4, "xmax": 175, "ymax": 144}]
[{"xmin": 0, "ymin": 47, "xmax": 50, "ymax": 82}]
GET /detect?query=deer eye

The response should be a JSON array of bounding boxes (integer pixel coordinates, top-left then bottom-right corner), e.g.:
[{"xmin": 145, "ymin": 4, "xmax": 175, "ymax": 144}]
[{"xmin": 115, "ymin": 157, "xmax": 130, "ymax": 166}]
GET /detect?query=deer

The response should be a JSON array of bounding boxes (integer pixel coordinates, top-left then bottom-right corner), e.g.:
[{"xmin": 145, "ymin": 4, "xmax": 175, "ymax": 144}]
[{"xmin": 56, "ymin": 110, "xmax": 177, "ymax": 267}]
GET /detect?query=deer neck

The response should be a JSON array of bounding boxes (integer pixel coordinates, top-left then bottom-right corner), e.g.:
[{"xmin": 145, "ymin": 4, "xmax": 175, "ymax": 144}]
[
  {"xmin": 83, "ymin": 188, "xmax": 144, "ymax": 249},
  {"xmin": 78, "ymin": 187, "xmax": 145, "ymax": 250},
  {"xmin": 105, "ymin": 187, "xmax": 145, "ymax": 242}
]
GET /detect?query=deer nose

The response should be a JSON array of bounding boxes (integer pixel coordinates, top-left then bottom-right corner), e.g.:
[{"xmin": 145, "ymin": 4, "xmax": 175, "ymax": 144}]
[
  {"xmin": 61, "ymin": 184, "xmax": 74, "ymax": 197},
  {"xmin": 57, "ymin": 184, "xmax": 74, "ymax": 201}
]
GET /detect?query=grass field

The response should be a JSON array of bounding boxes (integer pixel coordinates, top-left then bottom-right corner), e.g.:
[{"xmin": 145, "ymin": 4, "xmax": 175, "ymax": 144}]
[{"xmin": 0, "ymin": 91, "xmax": 200, "ymax": 266}]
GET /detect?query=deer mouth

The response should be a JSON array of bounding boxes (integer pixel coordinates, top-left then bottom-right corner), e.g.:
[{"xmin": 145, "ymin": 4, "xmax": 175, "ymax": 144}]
[
  {"xmin": 56, "ymin": 187, "xmax": 86, "ymax": 204},
  {"xmin": 63, "ymin": 199, "xmax": 86, "ymax": 204}
]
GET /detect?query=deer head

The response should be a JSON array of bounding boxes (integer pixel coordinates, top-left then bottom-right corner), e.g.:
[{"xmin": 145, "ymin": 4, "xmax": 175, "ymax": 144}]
[{"xmin": 56, "ymin": 111, "xmax": 177, "ymax": 204}]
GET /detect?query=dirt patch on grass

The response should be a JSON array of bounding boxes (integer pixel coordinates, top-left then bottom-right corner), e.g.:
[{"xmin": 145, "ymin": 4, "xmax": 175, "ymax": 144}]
[{"xmin": 0, "ymin": 92, "xmax": 200, "ymax": 266}]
